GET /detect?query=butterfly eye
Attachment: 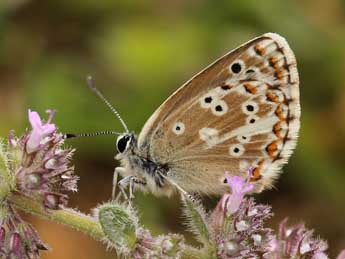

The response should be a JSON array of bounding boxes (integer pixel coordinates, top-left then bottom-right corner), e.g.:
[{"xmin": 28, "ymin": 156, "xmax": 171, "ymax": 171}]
[{"xmin": 116, "ymin": 135, "xmax": 131, "ymax": 153}]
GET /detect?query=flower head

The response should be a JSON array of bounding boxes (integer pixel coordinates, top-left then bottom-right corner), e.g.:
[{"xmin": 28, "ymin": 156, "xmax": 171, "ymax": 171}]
[
  {"xmin": 269, "ymin": 219, "xmax": 329, "ymax": 259},
  {"xmin": 5, "ymin": 109, "xmax": 78, "ymax": 209},
  {"xmin": 0, "ymin": 109, "xmax": 78, "ymax": 259},
  {"xmin": 207, "ymin": 171, "xmax": 274, "ymax": 259},
  {"xmin": 26, "ymin": 110, "xmax": 56, "ymax": 154},
  {"xmin": 215, "ymin": 198, "xmax": 275, "ymax": 259},
  {"xmin": 134, "ymin": 229, "xmax": 184, "ymax": 259}
]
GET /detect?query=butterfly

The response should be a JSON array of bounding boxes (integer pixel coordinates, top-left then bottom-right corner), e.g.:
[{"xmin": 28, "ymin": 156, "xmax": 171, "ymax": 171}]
[{"xmin": 77, "ymin": 32, "xmax": 300, "ymax": 198}]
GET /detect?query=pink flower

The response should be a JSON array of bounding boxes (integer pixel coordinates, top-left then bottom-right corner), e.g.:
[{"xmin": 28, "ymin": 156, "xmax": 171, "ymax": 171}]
[
  {"xmin": 222, "ymin": 172, "xmax": 253, "ymax": 215},
  {"xmin": 26, "ymin": 109, "xmax": 56, "ymax": 153},
  {"xmin": 12, "ymin": 109, "xmax": 78, "ymax": 209},
  {"xmin": 272, "ymin": 219, "xmax": 329, "ymax": 258}
]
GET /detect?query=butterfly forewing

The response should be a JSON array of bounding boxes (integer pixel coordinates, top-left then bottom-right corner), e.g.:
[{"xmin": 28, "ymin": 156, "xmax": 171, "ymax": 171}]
[{"xmin": 137, "ymin": 33, "xmax": 300, "ymax": 194}]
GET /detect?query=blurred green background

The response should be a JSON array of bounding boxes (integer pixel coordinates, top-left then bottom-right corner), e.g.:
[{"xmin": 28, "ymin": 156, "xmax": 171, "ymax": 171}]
[{"xmin": 1, "ymin": 0, "xmax": 345, "ymax": 258}]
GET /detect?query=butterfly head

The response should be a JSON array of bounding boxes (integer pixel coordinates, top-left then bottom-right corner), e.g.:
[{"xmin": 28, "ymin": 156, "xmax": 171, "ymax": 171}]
[{"xmin": 116, "ymin": 133, "xmax": 135, "ymax": 154}]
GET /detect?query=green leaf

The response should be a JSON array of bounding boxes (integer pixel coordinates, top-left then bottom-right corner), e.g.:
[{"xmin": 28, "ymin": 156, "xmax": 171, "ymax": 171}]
[
  {"xmin": 181, "ymin": 194, "xmax": 212, "ymax": 246},
  {"xmin": 0, "ymin": 138, "xmax": 13, "ymax": 201},
  {"xmin": 98, "ymin": 202, "xmax": 138, "ymax": 255}
]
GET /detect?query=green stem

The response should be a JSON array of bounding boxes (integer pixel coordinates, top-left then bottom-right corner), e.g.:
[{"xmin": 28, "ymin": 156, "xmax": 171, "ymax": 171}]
[
  {"xmin": 9, "ymin": 193, "xmax": 104, "ymax": 241},
  {"xmin": 181, "ymin": 246, "xmax": 211, "ymax": 259},
  {"xmin": 9, "ymin": 193, "xmax": 211, "ymax": 258}
]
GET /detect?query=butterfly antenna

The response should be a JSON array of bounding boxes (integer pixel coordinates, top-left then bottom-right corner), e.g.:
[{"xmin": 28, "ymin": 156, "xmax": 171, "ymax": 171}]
[
  {"xmin": 86, "ymin": 75, "xmax": 129, "ymax": 133},
  {"xmin": 64, "ymin": 130, "xmax": 122, "ymax": 139}
]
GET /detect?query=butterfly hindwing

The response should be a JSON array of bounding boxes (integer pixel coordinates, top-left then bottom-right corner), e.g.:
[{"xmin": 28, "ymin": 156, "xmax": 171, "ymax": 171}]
[{"xmin": 137, "ymin": 33, "xmax": 300, "ymax": 194}]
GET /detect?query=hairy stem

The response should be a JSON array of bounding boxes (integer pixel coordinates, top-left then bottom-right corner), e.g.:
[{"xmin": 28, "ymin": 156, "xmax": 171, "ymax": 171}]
[
  {"xmin": 9, "ymin": 192, "xmax": 104, "ymax": 241},
  {"xmin": 181, "ymin": 247, "xmax": 210, "ymax": 259}
]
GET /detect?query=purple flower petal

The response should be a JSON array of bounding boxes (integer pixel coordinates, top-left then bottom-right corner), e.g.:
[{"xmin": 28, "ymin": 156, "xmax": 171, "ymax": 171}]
[
  {"xmin": 224, "ymin": 172, "xmax": 254, "ymax": 215},
  {"xmin": 28, "ymin": 110, "xmax": 42, "ymax": 129},
  {"xmin": 26, "ymin": 110, "xmax": 56, "ymax": 153}
]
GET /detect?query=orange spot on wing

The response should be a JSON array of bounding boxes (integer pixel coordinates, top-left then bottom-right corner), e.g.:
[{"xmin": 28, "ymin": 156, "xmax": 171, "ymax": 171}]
[
  {"xmin": 243, "ymin": 83, "xmax": 257, "ymax": 94},
  {"xmin": 273, "ymin": 122, "xmax": 283, "ymax": 139},
  {"xmin": 266, "ymin": 92, "xmax": 280, "ymax": 103},
  {"xmin": 251, "ymin": 160, "xmax": 264, "ymax": 181},
  {"xmin": 266, "ymin": 141, "xmax": 278, "ymax": 158},
  {"xmin": 254, "ymin": 44, "xmax": 266, "ymax": 56},
  {"xmin": 275, "ymin": 69, "xmax": 284, "ymax": 80},
  {"xmin": 275, "ymin": 106, "xmax": 285, "ymax": 121},
  {"xmin": 269, "ymin": 57, "xmax": 279, "ymax": 69}
]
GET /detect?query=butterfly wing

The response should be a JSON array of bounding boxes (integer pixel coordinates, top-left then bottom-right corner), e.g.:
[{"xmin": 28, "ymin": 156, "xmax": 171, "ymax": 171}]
[{"xmin": 137, "ymin": 33, "xmax": 300, "ymax": 194}]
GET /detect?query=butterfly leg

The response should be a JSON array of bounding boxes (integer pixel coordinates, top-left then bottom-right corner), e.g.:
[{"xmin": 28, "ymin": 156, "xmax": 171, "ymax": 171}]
[
  {"xmin": 117, "ymin": 175, "xmax": 147, "ymax": 201},
  {"xmin": 112, "ymin": 167, "xmax": 126, "ymax": 200},
  {"xmin": 158, "ymin": 170, "xmax": 189, "ymax": 196},
  {"xmin": 117, "ymin": 175, "xmax": 133, "ymax": 200}
]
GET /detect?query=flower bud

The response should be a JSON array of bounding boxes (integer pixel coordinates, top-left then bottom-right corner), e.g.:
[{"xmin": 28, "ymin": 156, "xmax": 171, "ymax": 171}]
[
  {"xmin": 9, "ymin": 232, "xmax": 23, "ymax": 258},
  {"xmin": 224, "ymin": 240, "xmax": 239, "ymax": 256},
  {"xmin": 44, "ymin": 193, "xmax": 68, "ymax": 210},
  {"xmin": 0, "ymin": 227, "xmax": 5, "ymax": 249}
]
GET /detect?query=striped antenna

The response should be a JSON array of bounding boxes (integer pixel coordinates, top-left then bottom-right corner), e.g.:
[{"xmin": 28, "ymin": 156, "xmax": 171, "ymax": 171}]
[
  {"xmin": 64, "ymin": 130, "xmax": 122, "ymax": 139},
  {"xmin": 87, "ymin": 75, "xmax": 129, "ymax": 133}
]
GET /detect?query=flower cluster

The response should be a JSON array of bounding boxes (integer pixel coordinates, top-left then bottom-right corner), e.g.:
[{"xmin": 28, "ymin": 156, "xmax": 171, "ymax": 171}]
[
  {"xmin": 182, "ymin": 171, "xmax": 275, "ymax": 258},
  {"xmin": 1, "ymin": 108, "xmax": 345, "ymax": 259},
  {"xmin": 181, "ymin": 171, "xmax": 345, "ymax": 259},
  {"xmin": 211, "ymin": 198, "xmax": 275, "ymax": 258},
  {"xmin": 133, "ymin": 229, "xmax": 185, "ymax": 259},
  {"xmin": 9, "ymin": 109, "xmax": 78, "ymax": 209},
  {"xmin": 271, "ymin": 218, "xmax": 329, "ymax": 259},
  {"xmin": 0, "ymin": 204, "xmax": 47, "ymax": 258},
  {"xmin": 0, "ymin": 109, "xmax": 78, "ymax": 258}
]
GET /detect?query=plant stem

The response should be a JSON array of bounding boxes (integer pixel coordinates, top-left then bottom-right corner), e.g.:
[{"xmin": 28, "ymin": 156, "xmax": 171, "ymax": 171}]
[
  {"xmin": 9, "ymin": 193, "xmax": 104, "ymax": 241},
  {"xmin": 181, "ymin": 246, "xmax": 210, "ymax": 259}
]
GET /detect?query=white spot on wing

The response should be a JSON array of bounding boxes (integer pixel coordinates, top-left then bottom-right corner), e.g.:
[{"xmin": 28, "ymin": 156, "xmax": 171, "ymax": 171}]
[
  {"xmin": 172, "ymin": 122, "xmax": 185, "ymax": 135},
  {"xmin": 262, "ymin": 39, "xmax": 277, "ymax": 54},
  {"xmin": 239, "ymin": 160, "xmax": 249, "ymax": 172},
  {"xmin": 211, "ymin": 100, "xmax": 228, "ymax": 116},
  {"xmin": 242, "ymin": 101, "xmax": 259, "ymax": 115},
  {"xmin": 229, "ymin": 144, "xmax": 245, "ymax": 157},
  {"xmin": 216, "ymin": 116, "xmax": 280, "ymax": 145},
  {"xmin": 200, "ymin": 95, "xmax": 213, "ymax": 108},
  {"xmin": 229, "ymin": 60, "xmax": 245, "ymax": 74},
  {"xmin": 199, "ymin": 128, "xmax": 219, "ymax": 147},
  {"xmin": 237, "ymin": 135, "xmax": 251, "ymax": 143}
]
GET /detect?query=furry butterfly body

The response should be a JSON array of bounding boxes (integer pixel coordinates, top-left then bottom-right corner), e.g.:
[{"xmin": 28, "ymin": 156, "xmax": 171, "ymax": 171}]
[{"xmin": 114, "ymin": 33, "xmax": 300, "ymax": 196}]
